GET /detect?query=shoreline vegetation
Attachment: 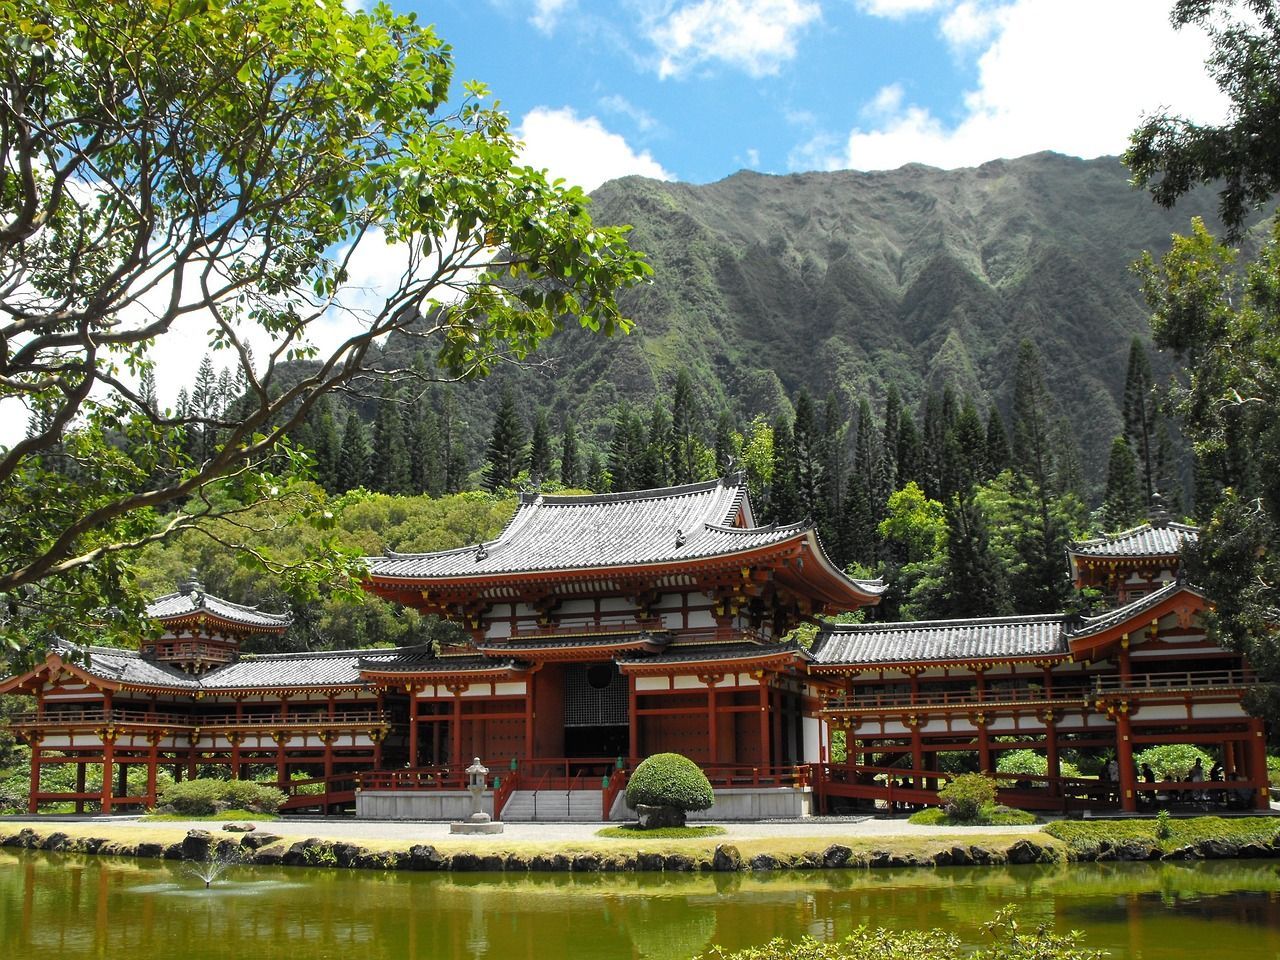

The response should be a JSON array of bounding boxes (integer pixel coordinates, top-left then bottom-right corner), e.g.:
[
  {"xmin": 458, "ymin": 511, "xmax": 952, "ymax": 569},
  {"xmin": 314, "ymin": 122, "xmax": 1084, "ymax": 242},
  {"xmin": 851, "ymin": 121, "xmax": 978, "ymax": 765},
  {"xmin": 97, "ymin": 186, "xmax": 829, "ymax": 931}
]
[{"xmin": 3, "ymin": 816, "xmax": 1278, "ymax": 874}]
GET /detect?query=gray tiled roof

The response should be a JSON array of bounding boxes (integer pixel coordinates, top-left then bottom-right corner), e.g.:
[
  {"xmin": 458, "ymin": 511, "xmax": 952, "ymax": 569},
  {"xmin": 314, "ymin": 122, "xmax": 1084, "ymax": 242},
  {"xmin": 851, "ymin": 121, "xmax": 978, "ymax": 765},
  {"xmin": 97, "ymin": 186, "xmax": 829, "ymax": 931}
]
[
  {"xmin": 479, "ymin": 633, "xmax": 671, "ymax": 653},
  {"xmin": 356, "ymin": 650, "xmax": 525, "ymax": 674},
  {"xmin": 146, "ymin": 588, "xmax": 291, "ymax": 630},
  {"xmin": 1069, "ymin": 522, "xmax": 1199, "ymax": 559},
  {"xmin": 812, "ymin": 615, "xmax": 1070, "ymax": 666},
  {"xmin": 365, "ymin": 477, "xmax": 871, "ymax": 589},
  {"xmin": 59, "ymin": 643, "xmax": 200, "ymax": 688},
  {"xmin": 1070, "ymin": 580, "xmax": 1205, "ymax": 640},
  {"xmin": 618, "ymin": 642, "xmax": 804, "ymax": 666}
]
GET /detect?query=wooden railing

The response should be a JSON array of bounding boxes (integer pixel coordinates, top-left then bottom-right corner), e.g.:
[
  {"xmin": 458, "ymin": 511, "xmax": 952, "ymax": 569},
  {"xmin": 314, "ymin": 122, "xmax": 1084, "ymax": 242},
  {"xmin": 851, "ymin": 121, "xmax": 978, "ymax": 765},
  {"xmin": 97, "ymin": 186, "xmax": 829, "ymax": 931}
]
[
  {"xmin": 701, "ymin": 763, "xmax": 810, "ymax": 789},
  {"xmin": 824, "ymin": 668, "xmax": 1253, "ymax": 714},
  {"xmin": 602, "ymin": 769, "xmax": 628, "ymax": 819},
  {"xmin": 9, "ymin": 708, "xmax": 389, "ymax": 729},
  {"xmin": 357, "ymin": 766, "xmax": 470, "ymax": 791}
]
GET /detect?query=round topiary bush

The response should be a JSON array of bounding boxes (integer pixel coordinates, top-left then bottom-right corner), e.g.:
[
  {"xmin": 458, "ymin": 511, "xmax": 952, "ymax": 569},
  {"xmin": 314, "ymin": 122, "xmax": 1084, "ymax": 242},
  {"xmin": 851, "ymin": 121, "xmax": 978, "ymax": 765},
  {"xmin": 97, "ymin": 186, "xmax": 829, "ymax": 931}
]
[
  {"xmin": 625, "ymin": 753, "xmax": 714, "ymax": 827},
  {"xmin": 937, "ymin": 772, "xmax": 998, "ymax": 822},
  {"xmin": 996, "ymin": 749, "xmax": 1082, "ymax": 779}
]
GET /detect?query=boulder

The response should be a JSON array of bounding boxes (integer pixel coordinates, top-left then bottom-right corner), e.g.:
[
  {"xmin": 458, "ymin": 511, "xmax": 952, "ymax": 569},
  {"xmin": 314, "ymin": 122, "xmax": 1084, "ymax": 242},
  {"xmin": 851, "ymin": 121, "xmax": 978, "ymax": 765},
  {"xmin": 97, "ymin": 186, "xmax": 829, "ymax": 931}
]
[
  {"xmin": 712, "ymin": 844, "xmax": 742, "ymax": 872},
  {"xmin": 1006, "ymin": 839, "xmax": 1047, "ymax": 865},
  {"xmin": 451, "ymin": 852, "xmax": 483, "ymax": 872},
  {"xmin": 221, "ymin": 822, "xmax": 256, "ymax": 833},
  {"xmin": 333, "ymin": 843, "xmax": 364, "ymax": 868},
  {"xmin": 181, "ymin": 829, "xmax": 216, "ymax": 861},
  {"xmin": 662, "ymin": 853, "xmax": 695, "ymax": 872},
  {"xmin": 250, "ymin": 844, "xmax": 286, "ymax": 866},
  {"xmin": 748, "ymin": 853, "xmax": 781, "ymax": 871},
  {"xmin": 822, "ymin": 844, "xmax": 853, "ymax": 869},
  {"xmin": 530, "ymin": 853, "xmax": 570, "ymax": 872},
  {"xmin": 240, "ymin": 832, "xmax": 283, "ymax": 851},
  {"xmin": 407, "ymin": 844, "xmax": 449, "ymax": 871},
  {"xmin": 948, "ymin": 846, "xmax": 974, "ymax": 866},
  {"xmin": 40, "ymin": 832, "xmax": 69, "ymax": 852},
  {"xmin": 572, "ymin": 853, "xmax": 602, "ymax": 872},
  {"xmin": 1116, "ymin": 840, "xmax": 1159, "ymax": 862},
  {"xmin": 1161, "ymin": 844, "xmax": 1201, "ymax": 862},
  {"xmin": 163, "ymin": 842, "xmax": 185, "ymax": 861},
  {"xmin": 1238, "ymin": 842, "xmax": 1273, "ymax": 859},
  {"xmin": 868, "ymin": 851, "xmax": 892, "ymax": 868},
  {"xmin": 135, "ymin": 842, "xmax": 166, "ymax": 859},
  {"xmin": 636, "ymin": 852, "xmax": 666, "ymax": 873},
  {"xmin": 1196, "ymin": 838, "xmax": 1240, "ymax": 860}
]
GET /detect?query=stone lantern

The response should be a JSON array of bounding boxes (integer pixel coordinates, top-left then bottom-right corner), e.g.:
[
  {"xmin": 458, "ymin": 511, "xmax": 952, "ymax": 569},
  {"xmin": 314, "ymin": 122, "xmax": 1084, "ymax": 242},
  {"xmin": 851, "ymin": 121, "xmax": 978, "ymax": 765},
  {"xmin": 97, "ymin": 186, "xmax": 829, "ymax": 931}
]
[{"xmin": 450, "ymin": 756, "xmax": 503, "ymax": 834}]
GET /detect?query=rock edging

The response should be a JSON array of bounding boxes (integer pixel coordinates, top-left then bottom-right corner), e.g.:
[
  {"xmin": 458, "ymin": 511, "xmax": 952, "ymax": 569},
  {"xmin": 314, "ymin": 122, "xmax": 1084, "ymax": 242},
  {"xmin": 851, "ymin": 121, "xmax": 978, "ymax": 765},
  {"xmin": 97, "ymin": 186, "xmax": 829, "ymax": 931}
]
[{"xmin": 4, "ymin": 828, "xmax": 1279, "ymax": 873}]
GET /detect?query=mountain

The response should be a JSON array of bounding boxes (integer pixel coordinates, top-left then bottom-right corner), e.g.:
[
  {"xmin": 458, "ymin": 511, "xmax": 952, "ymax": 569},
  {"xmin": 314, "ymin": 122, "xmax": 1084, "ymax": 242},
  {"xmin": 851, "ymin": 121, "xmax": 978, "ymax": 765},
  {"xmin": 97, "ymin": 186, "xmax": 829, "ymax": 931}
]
[{"xmin": 395, "ymin": 152, "xmax": 1234, "ymax": 495}]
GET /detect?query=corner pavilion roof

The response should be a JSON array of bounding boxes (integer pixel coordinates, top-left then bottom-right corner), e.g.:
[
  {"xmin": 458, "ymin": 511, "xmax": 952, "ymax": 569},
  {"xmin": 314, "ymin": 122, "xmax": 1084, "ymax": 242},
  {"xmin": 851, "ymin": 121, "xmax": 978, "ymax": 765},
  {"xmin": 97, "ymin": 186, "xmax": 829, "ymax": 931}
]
[
  {"xmin": 1068, "ymin": 521, "xmax": 1199, "ymax": 560},
  {"xmin": 146, "ymin": 581, "xmax": 291, "ymax": 633},
  {"xmin": 365, "ymin": 476, "xmax": 883, "ymax": 600},
  {"xmin": 812, "ymin": 615, "xmax": 1071, "ymax": 668}
]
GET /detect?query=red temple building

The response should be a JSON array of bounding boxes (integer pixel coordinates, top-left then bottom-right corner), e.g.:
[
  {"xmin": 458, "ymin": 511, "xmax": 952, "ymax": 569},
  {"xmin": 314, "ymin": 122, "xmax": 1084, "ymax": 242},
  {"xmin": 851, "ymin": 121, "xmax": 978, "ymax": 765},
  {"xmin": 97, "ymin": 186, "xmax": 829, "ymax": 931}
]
[{"xmin": 0, "ymin": 479, "xmax": 1268, "ymax": 818}]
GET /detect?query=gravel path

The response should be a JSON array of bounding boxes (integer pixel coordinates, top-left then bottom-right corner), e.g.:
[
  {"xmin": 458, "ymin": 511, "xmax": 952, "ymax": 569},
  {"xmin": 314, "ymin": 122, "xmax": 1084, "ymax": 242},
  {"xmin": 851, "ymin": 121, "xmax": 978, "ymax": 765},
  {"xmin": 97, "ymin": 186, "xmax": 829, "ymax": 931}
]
[{"xmin": 7, "ymin": 815, "xmax": 1041, "ymax": 844}]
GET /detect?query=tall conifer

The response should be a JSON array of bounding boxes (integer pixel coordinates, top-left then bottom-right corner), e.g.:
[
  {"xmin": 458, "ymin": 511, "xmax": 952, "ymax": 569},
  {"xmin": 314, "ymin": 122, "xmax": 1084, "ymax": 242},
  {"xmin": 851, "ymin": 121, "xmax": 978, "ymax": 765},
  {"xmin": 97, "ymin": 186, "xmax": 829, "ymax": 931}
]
[
  {"xmin": 528, "ymin": 409, "xmax": 553, "ymax": 482},
  {"xmin": 1102, "ymin": 436, "xmax": 1144, "ymax": 530},
  {"xmin": 337, "ymin": 410, "xmax": 372, "ymax": 491},
  {"xmin": 482, "ymin": 387, "xmax": 527, "ymax": 491},
  {"xmin": 559, "ymin": 417, "xmax": 581, "ymax": 488}
]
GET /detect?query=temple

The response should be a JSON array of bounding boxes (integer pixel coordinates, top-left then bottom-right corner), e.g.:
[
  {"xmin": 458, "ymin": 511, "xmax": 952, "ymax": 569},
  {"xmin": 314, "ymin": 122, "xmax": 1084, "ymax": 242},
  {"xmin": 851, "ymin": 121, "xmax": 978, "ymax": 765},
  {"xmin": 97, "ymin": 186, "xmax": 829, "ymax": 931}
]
[{"xmin": 0, "ymin": 478, "xmax": 1268, "ymax": 818}]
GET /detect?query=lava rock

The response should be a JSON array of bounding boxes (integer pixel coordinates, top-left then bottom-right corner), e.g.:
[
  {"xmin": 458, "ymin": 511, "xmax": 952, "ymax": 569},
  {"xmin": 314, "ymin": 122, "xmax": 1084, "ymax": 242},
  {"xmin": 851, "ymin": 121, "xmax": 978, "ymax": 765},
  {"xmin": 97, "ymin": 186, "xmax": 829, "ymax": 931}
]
[
  {"xmin": 240, "ymin": 832, "xmax": 283, "ymax": 851},
  {"xmin": 530, "ymin": 853, "xmax": 570, "ymax": 871},
  {"xmin": 135, "ymin": 842, "xmax": 165, "ymax": 859},
  {"xmin": 1161, "ymin": 844, "xmax": 1201, "ymax": 861},
  {"xmin": 712, "ymin": 844, "xmax": 742, "ymax": 872},
  {"xmin": 636, "ymin": 852, "xmax": 665, "ymax": 872},
  {"xmin": 663, "ymin": 853, "xmax": 695, "ymax": 872},
  {"xmin": 163, "ymin": 843, "xmax": 185, "ymax": 861},
  {"xmin": 868, "ymin": 851, "xmax": 892, "ymax": 868},
  {"xmin": 1006, "ymin": 839, "xmax": 1047, "ymax": 865},
  {"xmin": 748, "ymin": 853, "xmax": 781, "ymax": 871},
  {"xmin": 250, "ymin": 845, "xmax": 286, "ymax": 866},
  {"xmin": 333, "ymin": 843, "xmax": 363, "ymax": 868},
  {"xmin": 1196, "ymin": 838, "xmax": 1240, "ymax": 860},
  {"xmin": 181, "ymin": 829, "xmax": 216, "ymax": 861},
  {"xmin": 451, "ymin": 852, "xmax": 483, "ymax": 872},
  {"xmin": 948, "ymin": 846, "xmax": 974, "ymax": 866},
  {"xmin": 40, "ymin": 832, "xmax": 69, "ymax": 852},
  {"xmin": 407, "ymin": 844, "xmax": 449, "ymax": 871},
  {"xmin": 221, "ymin": 822, "xmax": 256, "ymax": 833},
  {"xmin": 572, "ymin": 853, "xmax": 602, "ymax": 872},
  {"xmin": 822, "ymin": 844, "xmax": 853, "ymax": 868},
  {"xmin": 1238, "ymin": 842, "xmax": 1273, "ymax": 859}
]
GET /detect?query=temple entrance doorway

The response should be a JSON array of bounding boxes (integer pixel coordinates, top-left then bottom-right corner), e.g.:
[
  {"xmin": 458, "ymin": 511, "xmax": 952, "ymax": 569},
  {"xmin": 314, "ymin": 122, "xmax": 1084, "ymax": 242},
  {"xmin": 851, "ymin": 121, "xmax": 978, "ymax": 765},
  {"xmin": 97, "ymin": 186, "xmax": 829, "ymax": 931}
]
[{"xmin": 563, "ymin": 662, "xmax": 629, "ymax": 765}]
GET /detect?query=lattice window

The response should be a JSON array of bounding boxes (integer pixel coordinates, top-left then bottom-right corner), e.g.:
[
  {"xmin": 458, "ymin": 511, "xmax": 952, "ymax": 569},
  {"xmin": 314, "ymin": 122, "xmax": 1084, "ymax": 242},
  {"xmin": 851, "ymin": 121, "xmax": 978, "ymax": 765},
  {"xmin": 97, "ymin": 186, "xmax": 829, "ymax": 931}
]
[{"xmin": 564, "ymin": 663, "xmax": 628, "ymax": 727}]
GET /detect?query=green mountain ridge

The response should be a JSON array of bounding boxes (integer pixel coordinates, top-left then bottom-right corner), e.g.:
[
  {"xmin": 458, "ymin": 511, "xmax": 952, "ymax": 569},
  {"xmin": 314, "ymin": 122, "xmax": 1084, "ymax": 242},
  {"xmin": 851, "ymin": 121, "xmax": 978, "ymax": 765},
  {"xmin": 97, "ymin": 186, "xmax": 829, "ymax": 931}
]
[{"xmin": 385, "ymin": 152, "xmax": 1237, "ymax": 497}]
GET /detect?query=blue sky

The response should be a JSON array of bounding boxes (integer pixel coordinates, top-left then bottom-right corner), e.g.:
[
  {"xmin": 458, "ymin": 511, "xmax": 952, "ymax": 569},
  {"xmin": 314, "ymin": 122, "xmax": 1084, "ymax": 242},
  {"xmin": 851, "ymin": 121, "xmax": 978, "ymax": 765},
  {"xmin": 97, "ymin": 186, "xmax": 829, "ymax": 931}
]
[{"xmin": 382, "ymin": 0, "xmax": 1227, "ymax": 191}]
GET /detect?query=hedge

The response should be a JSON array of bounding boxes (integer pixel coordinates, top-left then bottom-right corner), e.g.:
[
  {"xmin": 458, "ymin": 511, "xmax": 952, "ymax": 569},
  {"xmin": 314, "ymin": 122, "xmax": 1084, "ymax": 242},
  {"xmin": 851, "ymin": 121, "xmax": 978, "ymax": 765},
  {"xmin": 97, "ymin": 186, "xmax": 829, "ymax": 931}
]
[{"xmin": 157, "ymin": 778, "xmax": 285, "ymax": 815}]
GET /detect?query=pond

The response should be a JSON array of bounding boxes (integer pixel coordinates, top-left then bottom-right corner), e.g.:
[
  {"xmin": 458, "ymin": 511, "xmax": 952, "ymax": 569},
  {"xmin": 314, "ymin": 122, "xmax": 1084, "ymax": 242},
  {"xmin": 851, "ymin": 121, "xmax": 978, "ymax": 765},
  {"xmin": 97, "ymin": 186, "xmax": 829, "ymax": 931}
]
[{"xmin": 3, "ymin": 852, "xmax": 1280, "ymax": 959}]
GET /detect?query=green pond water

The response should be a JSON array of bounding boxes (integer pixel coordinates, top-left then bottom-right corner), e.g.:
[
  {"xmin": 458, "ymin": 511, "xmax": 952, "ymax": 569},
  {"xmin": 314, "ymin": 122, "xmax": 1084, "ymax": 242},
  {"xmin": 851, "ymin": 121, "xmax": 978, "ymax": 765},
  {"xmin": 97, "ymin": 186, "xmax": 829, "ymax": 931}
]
[{"xmin": 3, "ymin": 851, "xmax": 1280, "ymax": 959}]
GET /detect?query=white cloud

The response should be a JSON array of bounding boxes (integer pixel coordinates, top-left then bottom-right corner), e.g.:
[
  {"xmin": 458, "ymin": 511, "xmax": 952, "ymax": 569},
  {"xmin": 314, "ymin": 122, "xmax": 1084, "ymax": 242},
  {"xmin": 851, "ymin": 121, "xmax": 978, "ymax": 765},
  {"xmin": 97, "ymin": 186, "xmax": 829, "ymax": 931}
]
[
  {"xmin": 599, "ymin": 94, "xmax": 660, "ymax": 133},
  {"xmin": 531, "ymin": 0, "xmax": 574, "ymax": 34},
  {"xmin": 856, "ymin": 0, "xmax": 949, "ymax": 16},
  {"xmin": 517, "ymin": 106, "xmax": 674, "ymax": 191},
  {"xmin": 795, "ymin": 0, "xmax": 1230, "ymax": 172},
  {"xmin": 646, "ymin": 0, "xmax": 821, "ymax": 79}
]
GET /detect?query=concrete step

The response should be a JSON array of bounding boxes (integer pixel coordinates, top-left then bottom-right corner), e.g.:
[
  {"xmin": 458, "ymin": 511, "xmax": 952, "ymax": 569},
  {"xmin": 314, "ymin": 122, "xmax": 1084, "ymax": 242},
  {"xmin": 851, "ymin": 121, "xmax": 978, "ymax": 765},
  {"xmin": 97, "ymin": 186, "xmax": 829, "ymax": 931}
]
[{"xmin": 500, "ymin": 789, "xmax": 603, "ymax": 822}]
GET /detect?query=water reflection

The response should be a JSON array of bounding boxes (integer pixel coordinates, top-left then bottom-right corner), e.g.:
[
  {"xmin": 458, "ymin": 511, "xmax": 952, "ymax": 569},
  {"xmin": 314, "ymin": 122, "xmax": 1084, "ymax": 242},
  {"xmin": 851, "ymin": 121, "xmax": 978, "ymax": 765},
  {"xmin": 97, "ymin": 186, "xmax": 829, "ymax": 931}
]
[{"xmin": 3, "ymin": 853, "xmax": 1280, "ymax": 960}]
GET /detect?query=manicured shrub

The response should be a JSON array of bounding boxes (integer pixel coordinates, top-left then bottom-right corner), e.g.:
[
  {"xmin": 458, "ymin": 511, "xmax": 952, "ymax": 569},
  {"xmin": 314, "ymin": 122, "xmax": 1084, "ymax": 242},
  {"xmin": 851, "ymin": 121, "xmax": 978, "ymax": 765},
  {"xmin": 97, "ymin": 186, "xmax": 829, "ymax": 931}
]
[
  {"xmin": 1132, "ymin": 744, "xmax": 1214, "ymax": 780},
  {"xmin": 995, "ymin": 749, "xmax": 1081, "ymax": 779},
  {"xmin": 158, "ymin": 778, "xmax": 284, "ymax": 815},
  {"xmin": 938, "ymin": 772, "xmax": 997, "ymax": 822},
  {"xmin": 625, "ymin": 753, "xmax": 714, "ymax": 813},
  {"xmin": 1268, "ymin": 755, "xmax": 1280, "ymax": 789}
]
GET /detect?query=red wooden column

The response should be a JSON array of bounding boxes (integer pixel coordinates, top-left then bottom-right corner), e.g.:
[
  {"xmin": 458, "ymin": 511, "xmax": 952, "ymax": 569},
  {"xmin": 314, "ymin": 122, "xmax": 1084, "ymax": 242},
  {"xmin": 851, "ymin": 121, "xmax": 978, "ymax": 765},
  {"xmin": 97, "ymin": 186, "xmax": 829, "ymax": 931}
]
[
  {"xmin": 75, "ymin": 762, "xmax": 87, "ymax": 814},
  {"xmin": 373, "ymin": 691, "xmax": 386, "ymax": 769},
  {"xmin": 1249, "ymin": 717, "xmax": 1271, "ymax": 811},
  {"xmin": 977, "ymin": 715, "xmax": 992, "ymax": 773},
  {"xmin": 451, "ymin": 691, "xmax": 463, "ymax": 768},
  {"xmin": 627, "ymin": 674, "xmax": 638, "ymax": 761},
  {"xmin": 275, "ymin": 733, "xmax": 288, "ymax": 789},
  {"xmin": 146, "ymin": 736, "xmax": 160, "ymax": 808},
  {"xmin": 27, "ymin": 739, "xmax": 41, "ymax": 814},
  {"xmin": 1044, "ymin": 714, "xmax": 1061, "ymax": 795},
  {"xmin": 757, "ymin": 677, "xmax": 771, "ymax": 768},
  {"xmin": 229, "ymin": 734, "xmax": 242, "ymax": 781},
  {"xmin": 1119, "ymin": 636, "xmax": 1132, "ymax": 684},
  {"xmin": 910, "ymin": 721, "xmax": 924, "ymax": 788},
  {"xmin": 408, "ymin": 688, "xmax": 420, "ymax": 768},
  {"xmin": 1116, "ymin": 707, "xmax": 1137, "ymax": 812},
  {"xmin": 705, "ymin": 680, "xmax": 718, "ymax": 765},
  {"xmin": 100, "ymin": 732, "xmax": 116, "ymax": 814}
]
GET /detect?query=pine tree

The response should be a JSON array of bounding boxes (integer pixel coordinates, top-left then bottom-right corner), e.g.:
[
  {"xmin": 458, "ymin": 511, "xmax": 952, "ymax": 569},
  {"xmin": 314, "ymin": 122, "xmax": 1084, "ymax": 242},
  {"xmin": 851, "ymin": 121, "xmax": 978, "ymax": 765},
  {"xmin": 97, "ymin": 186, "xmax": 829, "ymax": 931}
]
[
  {"xmin": 640, "ymin": 401, "xmax": 672, "ymax": 488},
  {"xmin": 818, "ymin": 393, "xmax": 845, "ymax": 547},
  {"xmin": 407, "ymin": 391, "xmax": 443, "ymax": 495},
  {"xmin": 896, "ymin": 410, "xmax": 923, "ymax": 488},
  {"xmin": 482, "ymin": 387, "xmax": 527, "ymax": 492},
  {"xmin": 837, "ymin": 471, "xmax": 878, "ymax": 567},
  {"xmin": 769, "ymin": 417, "xmax": 800, "ymax": 524},
  {"xmin": 880, "ymin": 384, "xmax": 902, "ymax": 493},
  {"xmin": 944, "ymin": 397, "xmax": 987, "ymax": 495},
  {"xmin": 669, "ymin": 368, "xmax": 701, "ymax": 484},
  {"xmin": 1102, "ymin": 436, "xmax": 1144, "ymax": 530},
  {"xmin": 606, "ymin": 403, "xmax": 646, "ymax": 492},
  {"xmin": 371, "ymin": 385, "xmax": 412, "ymax": 494},
  {"xmin": 559, "ymin": 417, "xmax": 581, "ymax": 488},
  {"xmin": 1123, "ymin": 337, "xmax": 1158, "ymax": 504},
  {"xmin": 440, "ymin": 388, "xmax": 469, "ymax": 494},
  {"xmin": 528, "ymin": 409, "xmax": 553, "ymax": 482},
  {"xmin": 586, "ymin": 451, "xmax": 608, "ymax": 492},
  {"xmin": 1010, "ymin": 340, "xmax": 1056, "ymax": 492},
  {"xmin": 942, "ymin": 493, "xmax": 1009, "ymax": 617},
  {"xmin": 792, "ymin": 391, "xmax": 823, "ymax": 523},
  {"xmin": 312, "ymin": 396, "xmax": 343, "ymax": 492},
  {"xmin": 139, "ymin": 368, "xmax": 159, "ymax": 413},
  {"xmin": 985, "ymin": 405, "xmax": 1011, "ymax": 475},
  {"xmin": 336, "ymin": 411, "xmax": 372, "ymax": 491}
]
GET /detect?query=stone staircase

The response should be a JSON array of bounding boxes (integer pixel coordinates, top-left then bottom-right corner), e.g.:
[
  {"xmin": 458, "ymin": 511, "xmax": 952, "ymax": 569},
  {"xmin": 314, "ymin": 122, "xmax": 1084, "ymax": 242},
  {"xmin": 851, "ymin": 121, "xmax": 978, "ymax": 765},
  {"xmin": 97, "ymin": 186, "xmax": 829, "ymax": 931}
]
[{"xmin": 500, "ymin": 789, "xmax": 604, "ymax": 822}]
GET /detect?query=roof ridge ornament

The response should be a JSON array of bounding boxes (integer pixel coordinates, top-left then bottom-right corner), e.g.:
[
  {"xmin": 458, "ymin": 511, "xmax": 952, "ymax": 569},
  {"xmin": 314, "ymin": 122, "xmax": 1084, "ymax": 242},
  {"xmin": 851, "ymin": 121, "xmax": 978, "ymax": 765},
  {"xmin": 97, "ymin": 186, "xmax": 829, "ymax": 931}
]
[
  {"xmin": 178, "ymin": 568, "xmax": 204, "ymax": 601},
  {"xmin": 675, "ymin": 527, "xmax": 686, "ymax": 548},
  {"xmin": 1148, "ymin": 491, "xmax": 1171, "ymax": 528},
  {"xmin": 475, "ymin": 543, "xmax": 489, "ymax": 562}
]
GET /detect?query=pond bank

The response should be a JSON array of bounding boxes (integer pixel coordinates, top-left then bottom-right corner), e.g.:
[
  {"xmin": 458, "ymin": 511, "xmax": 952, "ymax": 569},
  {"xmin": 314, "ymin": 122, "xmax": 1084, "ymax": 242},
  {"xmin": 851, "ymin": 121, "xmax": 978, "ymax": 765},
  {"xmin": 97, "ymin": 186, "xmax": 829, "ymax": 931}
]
[{"xmin": 3, "ymin": 816, "xmax": 1280, "ymax": 872}]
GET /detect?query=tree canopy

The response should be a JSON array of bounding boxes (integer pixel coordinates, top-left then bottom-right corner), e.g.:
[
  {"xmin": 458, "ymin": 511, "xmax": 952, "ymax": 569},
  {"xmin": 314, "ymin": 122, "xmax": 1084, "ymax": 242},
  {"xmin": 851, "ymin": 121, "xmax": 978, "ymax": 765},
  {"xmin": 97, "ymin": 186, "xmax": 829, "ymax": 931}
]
[{"xmin": 0, "ymin": 0, "xmax": 648, "ymax": 649}]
